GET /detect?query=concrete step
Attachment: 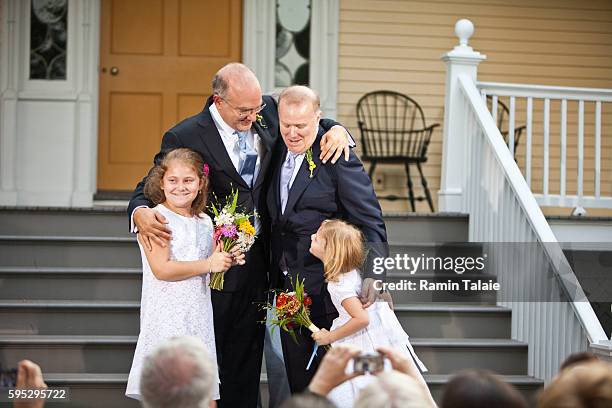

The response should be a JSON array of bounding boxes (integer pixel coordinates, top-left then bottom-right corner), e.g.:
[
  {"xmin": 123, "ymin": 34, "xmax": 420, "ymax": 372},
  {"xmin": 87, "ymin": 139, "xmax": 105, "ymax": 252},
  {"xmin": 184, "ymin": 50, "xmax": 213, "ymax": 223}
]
[
  {"xmin": 0, "ymin": 335, "xmax": 136, "ymax": 374},
  {"xmin": 0, "ymin": 235, "xmax": 140, "ymax": 268},
  {"xmin": 0, "ymin": 300, "xmax": 509, "ymax": 339},
  {"xmin": 0, "ymin": 300, "xmax": 139, "ymax": 336},
  {"xmin": 0, "ymin": 207, "xmax": 130, "ymax": 237},
  {"xmin": 41, "ymin": 373, "xmax": 140, "ymax": 408},
  {"xmin": 41, "ymin": 373, "xmax": 269, "ymax": 408},
  {"xmin": 236, "ymin": 338, "xmax": 527, "ymax": 377},
  {"xmin": 0, "ymin": 267, "xmax": 142, "ymax": 301},
  {"xmin": 0, "ymin": 208, "xmax": 469, "ymax": 244},
  {"xmin": 388, "ymin": 242, "xmax": 483, "ymax": 258},
  {"xmin": 40, "ymin": 372, "xmax": 542, "ymax": 408},
  {"xmin": 412, "ymin": 338, "xmax": 528, "ymax": 375},
  {"xmin": 394, "ymin": 304, "xmax": 511, "ymax": 339},
  {"xmin": 384, "ymin": 213, "xmax": 469, "ymax": 243}
]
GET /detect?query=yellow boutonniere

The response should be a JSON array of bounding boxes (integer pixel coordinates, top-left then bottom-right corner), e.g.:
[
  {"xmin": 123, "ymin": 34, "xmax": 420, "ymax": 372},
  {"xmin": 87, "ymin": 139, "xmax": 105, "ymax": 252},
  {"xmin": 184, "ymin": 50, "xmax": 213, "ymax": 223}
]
[
  {"xmin": 256, "ymin": 114, "xmax": 267, "ymax": 129},
  {"xmin": 305, "ymin": 148, "xmax": 316, "ymax": 178}
]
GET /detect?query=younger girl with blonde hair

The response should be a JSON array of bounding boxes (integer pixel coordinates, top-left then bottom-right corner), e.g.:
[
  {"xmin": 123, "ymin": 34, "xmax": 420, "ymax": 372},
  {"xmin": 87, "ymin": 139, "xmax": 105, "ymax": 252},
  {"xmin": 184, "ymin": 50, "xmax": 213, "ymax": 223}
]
[{"xmin": 310, "ymin": 219, "xmax": 431, "ymax": 408}]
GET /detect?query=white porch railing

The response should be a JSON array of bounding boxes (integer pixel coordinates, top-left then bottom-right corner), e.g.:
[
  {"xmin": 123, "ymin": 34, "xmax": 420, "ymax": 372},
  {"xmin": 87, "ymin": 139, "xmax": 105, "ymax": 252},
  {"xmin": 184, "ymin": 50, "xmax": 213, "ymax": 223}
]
[
  {"xmin": 478, "ymin": 82, "xmax": 612, "ymax": 211},
  {"xmin": 440, "ymin": 20, "xmax": 611, "ymax": 383}
]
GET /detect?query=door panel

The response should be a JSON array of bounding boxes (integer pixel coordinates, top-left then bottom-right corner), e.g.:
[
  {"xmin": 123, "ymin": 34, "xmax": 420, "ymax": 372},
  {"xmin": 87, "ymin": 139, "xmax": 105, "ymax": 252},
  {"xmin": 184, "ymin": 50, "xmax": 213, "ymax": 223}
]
[
  {"xmin": 179, "ymin": 0, "xmax": 233, "ymax": 57},
  {"xmin": 177, "ymin": 94, "xmax": 208, "ymax": 122},
  {"xmin": 111, "ymin": 0, "xmax": 164, "ymax": 55},
  {"xmin": 97, "ymin": 0, "xmax": 242, "ymax": 191},
  {"xmin": 108, "ymin": 92, "xmax": 162, "ymax": 164}
]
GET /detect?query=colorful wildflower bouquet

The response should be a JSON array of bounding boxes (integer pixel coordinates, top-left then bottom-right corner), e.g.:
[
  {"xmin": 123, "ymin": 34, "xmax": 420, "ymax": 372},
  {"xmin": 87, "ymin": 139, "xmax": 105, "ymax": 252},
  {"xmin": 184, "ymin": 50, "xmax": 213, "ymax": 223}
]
[
  {"xmin": 266, "ymin": 276, "xmax": 326, "ymax": 346},
  {"xmin": 209, "ymin": 189, "xmax": 257, "ymax": 290}
]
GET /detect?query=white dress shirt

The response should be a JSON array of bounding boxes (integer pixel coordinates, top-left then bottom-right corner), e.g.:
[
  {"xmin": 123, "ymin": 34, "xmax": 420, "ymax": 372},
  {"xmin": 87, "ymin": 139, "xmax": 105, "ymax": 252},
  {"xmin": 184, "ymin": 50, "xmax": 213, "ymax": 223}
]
[{"xmin": 209, "ymin": 103, "xmax": 262, "ymax": 233}]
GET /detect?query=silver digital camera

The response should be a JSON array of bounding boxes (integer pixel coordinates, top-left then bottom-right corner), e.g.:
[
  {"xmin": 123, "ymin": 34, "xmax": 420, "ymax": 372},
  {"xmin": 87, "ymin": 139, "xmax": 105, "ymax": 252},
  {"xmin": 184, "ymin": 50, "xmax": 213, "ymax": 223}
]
[{"xmin": 352, "ymin": 352, "xmax": 385, "ymax": 374}]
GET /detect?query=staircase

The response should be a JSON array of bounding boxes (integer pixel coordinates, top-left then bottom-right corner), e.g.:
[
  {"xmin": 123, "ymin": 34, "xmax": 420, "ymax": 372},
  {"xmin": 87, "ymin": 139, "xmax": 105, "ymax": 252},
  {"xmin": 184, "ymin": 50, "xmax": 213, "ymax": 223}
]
[
  {"xmin": 0, "ymin": 208, "xmax": 544, "ymax": 407},
  {"xmin": 0, "ymin": 208, "xmax": 140, "ymax": 408}
]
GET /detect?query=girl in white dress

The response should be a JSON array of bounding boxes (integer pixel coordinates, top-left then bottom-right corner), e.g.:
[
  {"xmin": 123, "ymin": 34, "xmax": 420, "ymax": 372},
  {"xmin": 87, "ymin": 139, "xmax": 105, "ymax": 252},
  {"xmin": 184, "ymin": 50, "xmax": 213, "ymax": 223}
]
[
  {"xmin": 126, "ymin": 148, "xmax": 244, "ymax": 401},
  {"xmin": 309, "ymin": 219, "xmax": 433, "ymax": 408}
]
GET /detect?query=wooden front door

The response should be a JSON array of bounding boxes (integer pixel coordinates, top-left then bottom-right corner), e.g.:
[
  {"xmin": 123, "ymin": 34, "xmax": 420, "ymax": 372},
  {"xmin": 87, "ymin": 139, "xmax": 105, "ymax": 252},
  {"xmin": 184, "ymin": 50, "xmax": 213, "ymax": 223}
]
[{"xmin": 97, "ymin": 0, "xmax": 242, "ymax": 191}]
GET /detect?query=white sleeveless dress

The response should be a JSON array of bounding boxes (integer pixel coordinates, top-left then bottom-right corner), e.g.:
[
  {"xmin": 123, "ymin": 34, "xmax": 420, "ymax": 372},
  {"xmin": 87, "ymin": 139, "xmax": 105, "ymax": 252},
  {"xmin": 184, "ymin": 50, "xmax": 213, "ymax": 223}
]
[
  {"xmin": 327, "ymin": 269, "xmax": 427, "ymax": 408},
  {"xmin": 126, "ymin": 204, "xmax": 219, "ymax": 400}
]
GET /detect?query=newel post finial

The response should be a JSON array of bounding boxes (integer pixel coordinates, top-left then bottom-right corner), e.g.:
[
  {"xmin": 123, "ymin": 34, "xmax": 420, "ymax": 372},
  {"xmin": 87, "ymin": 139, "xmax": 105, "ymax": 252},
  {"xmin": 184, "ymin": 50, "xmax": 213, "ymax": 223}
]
[{"xmin": 455, "ymin": 19, "xmax": 474, "ymax": 47}]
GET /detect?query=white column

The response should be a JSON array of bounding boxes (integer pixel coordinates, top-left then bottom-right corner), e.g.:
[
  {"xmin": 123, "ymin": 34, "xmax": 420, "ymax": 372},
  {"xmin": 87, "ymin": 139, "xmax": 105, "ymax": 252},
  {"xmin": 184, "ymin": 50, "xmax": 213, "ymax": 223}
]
[
  {"xmin": 0, "ymin": 0, "xmax": 19, "ymax": 205},
  {"xmin": 310, "ymin": 0, "xmax": 339, "ymax": 119},
  {"xmin": 242, "ymin": 0, "xmax": 276, "ymax": 93},
  {"xmin": 438, "ymin": 19, "xmax": 486, "ymax": 212},
  {"xmin": 71, "ymin": 0, "xmax": 99, "ymax": 207}
]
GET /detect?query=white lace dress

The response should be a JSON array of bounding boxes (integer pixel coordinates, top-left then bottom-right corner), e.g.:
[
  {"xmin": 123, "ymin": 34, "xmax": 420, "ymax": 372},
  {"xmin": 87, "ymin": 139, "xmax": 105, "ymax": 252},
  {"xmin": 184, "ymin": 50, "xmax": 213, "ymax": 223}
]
[
  {"xmin": 327, "ymin": 269, "xmax": 427, "ymax": 408},
  {"xmin": 126, "ymin": 204, "xmax": 219, "ymax": 400}
]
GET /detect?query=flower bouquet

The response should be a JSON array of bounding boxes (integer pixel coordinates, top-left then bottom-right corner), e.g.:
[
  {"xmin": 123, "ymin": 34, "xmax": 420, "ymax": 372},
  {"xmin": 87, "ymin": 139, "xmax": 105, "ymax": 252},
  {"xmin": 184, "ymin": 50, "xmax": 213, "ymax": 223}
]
[
  {"xmin": 209, "ymin": 189, "xmax": 257, "ymax": 290},
  {"xmin": 266, "ymin": 276, "xmax": 327, "ymax": 347}
]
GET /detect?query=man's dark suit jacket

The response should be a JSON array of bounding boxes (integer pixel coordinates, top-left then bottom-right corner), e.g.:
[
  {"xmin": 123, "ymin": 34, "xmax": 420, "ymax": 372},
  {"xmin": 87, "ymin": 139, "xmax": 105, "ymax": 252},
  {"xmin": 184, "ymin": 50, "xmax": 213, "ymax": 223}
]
[
  {"xmin": 127, "ymin": 95, "xmax": 341, "ymax": 292},
  {"xmin": 267, "ymin": 127, "xmax": 388, "ymax": 318}
]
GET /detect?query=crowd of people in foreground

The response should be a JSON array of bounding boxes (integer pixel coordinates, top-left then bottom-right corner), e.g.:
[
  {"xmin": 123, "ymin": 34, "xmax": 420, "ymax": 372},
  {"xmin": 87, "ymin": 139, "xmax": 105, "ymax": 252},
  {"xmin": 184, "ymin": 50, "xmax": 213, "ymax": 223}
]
[{"xmin": 11, "ymin": 338, "xmax": 612, "ymax": 408}]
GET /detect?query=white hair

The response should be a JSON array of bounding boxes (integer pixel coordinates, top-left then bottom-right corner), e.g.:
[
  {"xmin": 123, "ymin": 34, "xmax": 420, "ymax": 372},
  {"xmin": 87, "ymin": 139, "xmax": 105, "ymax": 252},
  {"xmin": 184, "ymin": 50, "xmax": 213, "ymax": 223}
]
[
  {"xmin": 354, "ymin": 371, "xmax": 431, "ymax": 408},
  {"xmin": 140, "ymin": 336, "xmax": 216, "ymax": 408}
]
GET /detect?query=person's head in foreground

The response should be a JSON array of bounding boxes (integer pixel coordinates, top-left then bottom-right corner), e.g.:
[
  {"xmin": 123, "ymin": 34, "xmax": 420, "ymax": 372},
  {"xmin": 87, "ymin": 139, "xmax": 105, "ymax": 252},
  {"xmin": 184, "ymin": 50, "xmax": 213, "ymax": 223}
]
[
  {"xmin": 353, "ymin": 370, "xmax": 432, "ymax": 408},
  {"xmin": 279, "ymin": 392, "xmax": 336, "ymax": 408},
  {"xmin": 309, "ymin": 219, "xmax": 365, "ymax": 283},
  {"xmin": 140, "ymin": 336, "xmax": 216, "ymax": 408},
  {"xmin": 278, "ymin": 85, "xmax": 322, "ymax": 155},
  {"xmin": 559, "ymin": 351, "xmax": 598, "ymax": 371},
  {"xmin": 538, "ymin": 360, "xmax": 612, "ymax": 408},
  {"xmin": 440, "ymin": 369, "xmax": 528, "ymax": 408}
]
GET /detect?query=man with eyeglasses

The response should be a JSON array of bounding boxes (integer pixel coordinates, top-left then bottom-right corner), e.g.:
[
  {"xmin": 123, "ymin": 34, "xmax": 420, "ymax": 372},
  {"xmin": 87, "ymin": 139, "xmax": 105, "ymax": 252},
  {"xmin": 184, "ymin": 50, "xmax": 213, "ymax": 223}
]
[{"xmin": 127, "ymin": 63, "xmax": 351, "ymax": 408}]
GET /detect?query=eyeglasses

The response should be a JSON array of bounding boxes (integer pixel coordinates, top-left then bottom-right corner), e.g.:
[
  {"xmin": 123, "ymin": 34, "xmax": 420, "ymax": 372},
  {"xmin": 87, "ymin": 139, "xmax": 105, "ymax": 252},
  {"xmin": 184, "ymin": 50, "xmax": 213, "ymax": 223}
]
[{"xmin": 220, "ymin": 97, "xmax": 266, "ymax": 118}]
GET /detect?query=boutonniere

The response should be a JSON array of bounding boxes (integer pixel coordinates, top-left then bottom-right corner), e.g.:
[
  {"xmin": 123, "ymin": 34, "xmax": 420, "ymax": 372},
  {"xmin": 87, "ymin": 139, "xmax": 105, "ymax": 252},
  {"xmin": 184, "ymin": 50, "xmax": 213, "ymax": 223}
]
[
  {"xmin": 305, "ymin": 148, "xmax": 317, "ymax": 178},
  {"xmin": 256, "ymin": 114, "xmax": 267, "ymax": 129}
]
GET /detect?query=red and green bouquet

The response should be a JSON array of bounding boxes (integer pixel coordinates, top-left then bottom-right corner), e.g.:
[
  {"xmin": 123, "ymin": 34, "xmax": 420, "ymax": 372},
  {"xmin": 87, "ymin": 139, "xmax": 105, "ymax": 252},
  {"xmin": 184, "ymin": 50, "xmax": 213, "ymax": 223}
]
[{"xmin": 266, "ymin": 276, "xmax": 326, "ymax": 346}]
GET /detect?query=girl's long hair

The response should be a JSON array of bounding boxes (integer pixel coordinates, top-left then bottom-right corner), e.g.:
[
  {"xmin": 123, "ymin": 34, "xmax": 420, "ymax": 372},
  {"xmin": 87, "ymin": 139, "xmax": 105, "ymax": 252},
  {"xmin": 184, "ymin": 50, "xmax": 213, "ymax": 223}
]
[{"xmin": 318, "ymin": 219, "xmax": 365, "ymax": 282}]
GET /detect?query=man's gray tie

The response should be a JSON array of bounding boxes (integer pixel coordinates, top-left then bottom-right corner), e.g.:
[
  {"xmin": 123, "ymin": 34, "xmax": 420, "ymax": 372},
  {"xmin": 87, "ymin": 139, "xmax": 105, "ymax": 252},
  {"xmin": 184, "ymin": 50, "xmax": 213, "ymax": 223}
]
[
  {"xmin": 236, "ymin": 131, "xmax": 257, "ymax": 187},
  {"xmin": 280, "ymin": 152, "xmax": 297, "ymax": 214}
]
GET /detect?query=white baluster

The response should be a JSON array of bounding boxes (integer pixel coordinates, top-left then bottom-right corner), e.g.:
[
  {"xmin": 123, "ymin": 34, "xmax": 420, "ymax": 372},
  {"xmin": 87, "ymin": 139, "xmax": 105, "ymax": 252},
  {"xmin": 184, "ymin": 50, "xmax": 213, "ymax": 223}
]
[
  {"xmin": 578, "ymin": 101, "xmax": 584, "ymax": 199},
  {"xmin": 595, "ymin": 101, "xmax": 601, "ymax": 198},
  {"xmin": 509, "ymin": 97, "xmax": 515, "ymax": 159},
  {"xmin": 543, "ymin": 98, "xmax": 550, "ymax": 196},
  {"xmin": 560, "ymin": 100, "xmax": 567, "ymax": 200},
  {"xmin": 526, "ymin": 97, "xmax": 533, "ymax": 188},
  {"xmin": 492, "ymin": 95, "xmax": 498, "ymax": 126}
]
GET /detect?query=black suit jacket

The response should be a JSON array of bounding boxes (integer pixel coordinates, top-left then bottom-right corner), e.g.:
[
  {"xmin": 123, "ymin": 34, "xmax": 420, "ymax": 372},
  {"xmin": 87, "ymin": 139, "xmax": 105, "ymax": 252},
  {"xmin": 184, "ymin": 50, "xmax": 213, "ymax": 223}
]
[
  {"xmin": 267, "ymin": 127, "xmax": 388, "ymax": 317},
  {"xmin": 128, "ymin": 95, "xmax": 341, "ymax": 292}
]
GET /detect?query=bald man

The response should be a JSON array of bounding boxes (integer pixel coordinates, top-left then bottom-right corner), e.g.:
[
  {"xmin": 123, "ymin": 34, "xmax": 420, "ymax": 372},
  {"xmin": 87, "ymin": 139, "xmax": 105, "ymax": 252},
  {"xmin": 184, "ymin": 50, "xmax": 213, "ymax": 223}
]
[
  {"xmin": 127, "ymin": 64, "xmax": 350, "ymax": 407},
  {"xmin": 267, "ymin": 86, "xmax": 387, "ymax": 392}
]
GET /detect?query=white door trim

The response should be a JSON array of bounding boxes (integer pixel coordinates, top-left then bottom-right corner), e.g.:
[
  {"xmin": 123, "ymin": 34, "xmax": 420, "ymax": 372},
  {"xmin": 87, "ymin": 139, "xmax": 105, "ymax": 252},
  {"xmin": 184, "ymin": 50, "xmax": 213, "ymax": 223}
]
[{"xmin": 242, "ymin": 0, "xmax": 339, "ymax": 118}]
